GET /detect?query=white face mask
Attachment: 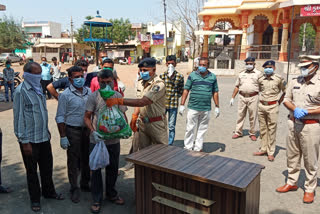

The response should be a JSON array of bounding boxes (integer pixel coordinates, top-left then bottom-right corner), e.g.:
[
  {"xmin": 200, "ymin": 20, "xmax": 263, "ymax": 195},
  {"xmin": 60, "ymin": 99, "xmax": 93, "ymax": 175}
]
[
  {"xmin": 168, "ymin": 64, "xmax": 175, "ymax": 77},
  {"xmin": 300, "ymin": 66, "xmax": 316, "ymax": 77},
  {"xmin": 246, "ymin": 64, "xmax": 254, "ymax": 71}
]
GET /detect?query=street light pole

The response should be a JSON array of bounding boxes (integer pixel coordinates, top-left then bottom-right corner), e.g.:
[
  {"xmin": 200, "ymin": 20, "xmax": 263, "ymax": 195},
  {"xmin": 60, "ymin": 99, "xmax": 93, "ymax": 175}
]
[
  {"xmin": 71, "ymin": 16, "xmax": 74, "ymax": 65},
  {"xmin": 163, "ymin": 0, "xmax": 168, "ymax": 56}
]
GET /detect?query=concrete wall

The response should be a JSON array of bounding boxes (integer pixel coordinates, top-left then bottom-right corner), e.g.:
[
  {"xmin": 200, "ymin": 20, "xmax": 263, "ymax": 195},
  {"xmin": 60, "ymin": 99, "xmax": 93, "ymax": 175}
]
[{"xmin": 49, "ymin": 22, "xmax": 62, "ymax": 38}]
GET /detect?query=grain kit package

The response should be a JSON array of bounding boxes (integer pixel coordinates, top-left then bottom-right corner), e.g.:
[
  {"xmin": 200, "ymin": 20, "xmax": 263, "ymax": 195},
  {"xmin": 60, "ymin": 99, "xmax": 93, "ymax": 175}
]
[{"xmin": 97, "ymin": 86, "xmax": 132, "ymax": 139}]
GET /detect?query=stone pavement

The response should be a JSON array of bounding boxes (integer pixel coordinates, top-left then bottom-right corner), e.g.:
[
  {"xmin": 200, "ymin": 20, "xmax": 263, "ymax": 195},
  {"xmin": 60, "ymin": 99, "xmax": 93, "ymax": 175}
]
[{"xmin": 0, "ymin": 62, "xmax": 319, "ymax": 213}]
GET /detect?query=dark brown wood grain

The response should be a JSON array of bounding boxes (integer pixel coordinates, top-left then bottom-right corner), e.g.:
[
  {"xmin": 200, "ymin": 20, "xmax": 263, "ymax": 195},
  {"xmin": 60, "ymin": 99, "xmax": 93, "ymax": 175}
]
[{"xmin": 129, "ymin": 145, "xmax": 262, "ymax": 214}]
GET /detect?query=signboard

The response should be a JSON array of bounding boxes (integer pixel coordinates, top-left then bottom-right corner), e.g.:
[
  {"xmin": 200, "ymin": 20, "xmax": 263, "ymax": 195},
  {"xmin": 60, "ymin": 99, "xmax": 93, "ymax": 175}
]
[
  {"xmin": 0, "ymin": 4, "xmax": 6, "ymax": 11},
  {"xmin": 301, "ymin": 5, "xmax": 320, "ymax": 17}
]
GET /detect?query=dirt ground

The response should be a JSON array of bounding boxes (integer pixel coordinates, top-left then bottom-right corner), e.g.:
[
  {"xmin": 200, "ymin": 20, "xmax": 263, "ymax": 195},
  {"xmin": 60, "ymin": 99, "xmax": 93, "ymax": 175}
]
[{"xmin": 0, "ymin": 62, "xmax": 319, "ymax": 213}]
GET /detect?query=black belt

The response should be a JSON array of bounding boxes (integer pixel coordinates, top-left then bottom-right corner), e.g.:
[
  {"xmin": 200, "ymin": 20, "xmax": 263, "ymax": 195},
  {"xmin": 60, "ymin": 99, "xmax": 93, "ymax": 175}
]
[{"xmin": 66, "ymin": 125, "xmax": 87, "ymax": 130}]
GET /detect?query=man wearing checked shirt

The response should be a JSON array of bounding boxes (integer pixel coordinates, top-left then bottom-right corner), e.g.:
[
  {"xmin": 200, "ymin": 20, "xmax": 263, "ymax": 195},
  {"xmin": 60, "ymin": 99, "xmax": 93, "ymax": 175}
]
[
  {"xmin": 179, "ymin": 58, "xmax": 220, "ymax": 152},
  {"xmin": 160, "ymin": 55, "xmax": 184, "ymax": 145}
]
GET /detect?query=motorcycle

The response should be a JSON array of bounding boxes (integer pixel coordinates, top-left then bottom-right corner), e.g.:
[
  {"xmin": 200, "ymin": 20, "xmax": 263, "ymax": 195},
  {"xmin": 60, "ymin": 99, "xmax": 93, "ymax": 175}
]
[
  {"xmin": 14, "ymin": 72, "xmax": 22, "ymax": 89},
  {"xmin": 0, "ymin": 72, "xmax": 22, "ymax": 89}
]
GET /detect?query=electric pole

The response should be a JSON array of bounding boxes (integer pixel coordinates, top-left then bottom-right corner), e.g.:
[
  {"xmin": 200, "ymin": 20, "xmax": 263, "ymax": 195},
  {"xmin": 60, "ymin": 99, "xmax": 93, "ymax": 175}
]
[
  {"xmin": 71, "ymin": 16, "xmax": 74, "ymax": 65},
  {"xmin": 163, "ymin": 0, "xmax": 168, "ymax": 56}
]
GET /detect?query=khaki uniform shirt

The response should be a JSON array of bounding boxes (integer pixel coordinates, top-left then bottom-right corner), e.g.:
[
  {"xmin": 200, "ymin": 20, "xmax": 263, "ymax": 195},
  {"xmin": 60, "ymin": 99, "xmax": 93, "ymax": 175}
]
[
  {"xmin": 284, "ymin": 74, "xmax": 320, "ymax": 120},
  {"xmin": 235, "ymin": 68, "xmax": 261, "ymax": 94},
  {"xmin": 136, "ymin": 75, "xmax": 166, "ymax": 118},
  {"xmin": 258, "ymin": 73, "xmax": 286, "ymax": 102}
]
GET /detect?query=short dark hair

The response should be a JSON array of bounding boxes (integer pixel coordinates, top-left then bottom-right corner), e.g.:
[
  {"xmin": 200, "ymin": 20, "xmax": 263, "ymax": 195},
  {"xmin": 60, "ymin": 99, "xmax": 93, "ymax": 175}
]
[
  {"xmin": 23, "ymin": 62, "xmax": 41, "ymax": 73},
  {"xmin": 98, "ymin": 68, "xmax": 113, "ymax": 79},
  {"xmin": 66, "ymin": 66, "xmax": 83, "ymax": 77},
  {"xmin": 41, "ymin": 56, "xmax": 47, "ymax": 61},
  {"xmin": 5, "ymin": 60, "xmax": 11, "ymax": 65},
  {"xmin": 199, "ymin": 57, "xmax": 210, "ymax": 66},
  {"xmin": 102, "ymin": 58, "xmax": 114, "ymax": 66},
  {"xmin": 52, "ymin": 57, "xmax": 57, "ymax": 61},
  {"xmin": 75, "ymin": 59, "xmax": 89, "ymax": 67},
  {"xmin": 166, "ymin": 55, "xmax": 176, "ymax": 62}
]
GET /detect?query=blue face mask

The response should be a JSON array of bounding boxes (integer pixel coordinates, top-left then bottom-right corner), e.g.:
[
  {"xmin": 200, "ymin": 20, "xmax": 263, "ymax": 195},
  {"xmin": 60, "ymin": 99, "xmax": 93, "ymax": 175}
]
[
  {"xmin": 140, "ymin": 71, "xmax": 151, "ymax": 80},
  {"xmin": 73, "ymin": 77, "xmax": 85, "ymax": 88},
  {"xmin": 198, "ymin": 66, "xmax": 207, "ymax": 73},
  {"xmin": 264, "ymin": 67, "xmax": 274, "ymax": 75},
  {"xmin": 23, "ymin": 72, "xmax": 42, "ymax": 95}
]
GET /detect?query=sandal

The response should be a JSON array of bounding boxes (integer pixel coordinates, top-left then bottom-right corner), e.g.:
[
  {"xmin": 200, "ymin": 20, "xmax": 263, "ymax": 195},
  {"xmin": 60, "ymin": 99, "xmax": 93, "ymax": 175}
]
[
  {"xmin": 44, "ymin": 193, "xmax": 65, "ymax": 200},
  {"xmin": 31, "ymin": 202, "xmax": 41, "ymax": 212},
  {"xmin": 0, "ymin": 186, "xmax": 12, "ymax": 193},
  {"xmin": 90, "ymin": 203, "xmax": 101, "ymax": 213},
  {"xmin": 108, "ymin": 196, "xmax": 125, "ymax": 205}
]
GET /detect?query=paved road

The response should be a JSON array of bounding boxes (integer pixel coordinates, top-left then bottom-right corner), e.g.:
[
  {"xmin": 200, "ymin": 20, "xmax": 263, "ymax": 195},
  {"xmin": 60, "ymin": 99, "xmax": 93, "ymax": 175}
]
[{"xmin": 0, "ymin": 63, "xmax": 319, "ymax": 213}]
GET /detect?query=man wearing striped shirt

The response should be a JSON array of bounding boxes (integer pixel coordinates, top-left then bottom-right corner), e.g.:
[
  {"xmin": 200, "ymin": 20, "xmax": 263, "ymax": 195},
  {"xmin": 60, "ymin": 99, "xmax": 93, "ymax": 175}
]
[
  {"xmin": 179, "ymin": 58, "xmax": 220, "ymax": 152},
  {"xmin": 13, "ymin": 62, "xmax": 63, "ymax": 212}
]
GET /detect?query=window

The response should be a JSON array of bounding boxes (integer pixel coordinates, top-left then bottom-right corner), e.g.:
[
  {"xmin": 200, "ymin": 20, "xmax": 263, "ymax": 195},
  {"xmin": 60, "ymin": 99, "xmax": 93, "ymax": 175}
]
[{"xmin": 169, "ymin": 31, "xmax": 175, "ymax": 38}]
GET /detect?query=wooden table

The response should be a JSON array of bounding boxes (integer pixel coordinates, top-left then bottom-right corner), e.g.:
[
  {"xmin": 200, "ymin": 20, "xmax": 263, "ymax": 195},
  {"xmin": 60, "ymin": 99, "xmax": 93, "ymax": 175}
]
[{"xmin": 126, "ymin": 144, "xmax": 264, "ymax": 214}]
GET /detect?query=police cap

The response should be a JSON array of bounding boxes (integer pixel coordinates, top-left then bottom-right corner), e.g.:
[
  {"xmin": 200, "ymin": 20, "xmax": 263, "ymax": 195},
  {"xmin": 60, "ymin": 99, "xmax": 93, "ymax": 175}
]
[
  {"xmin": 262, "ymin": 60, "xmax": 275, "ymax": 67},
  {"xmin": 138, "ymin": 58, "xmax": 157, "ymax": 68},
  {"xmin": 298, "ymin": 55, "xmax": 320, "ymax": 67},
  {"xmin": 244, "ymin": 57, "xmax": 255, "ymax": 62}
]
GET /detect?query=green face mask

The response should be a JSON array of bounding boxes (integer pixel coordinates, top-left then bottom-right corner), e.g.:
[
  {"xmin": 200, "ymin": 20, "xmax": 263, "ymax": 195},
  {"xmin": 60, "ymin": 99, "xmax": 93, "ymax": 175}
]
[
  {"xmin": 99, "ymin": 84, "xmax": 115, "ymax": 99},
  {"xmin": 6, "ymin": 64, "xmax": 10, "ymax": 68}
]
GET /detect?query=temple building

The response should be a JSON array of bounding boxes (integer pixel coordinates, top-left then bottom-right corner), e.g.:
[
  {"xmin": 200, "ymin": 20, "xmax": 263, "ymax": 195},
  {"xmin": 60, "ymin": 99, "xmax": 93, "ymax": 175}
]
[{"xmin": 198, "ymin": 0, "xmax": 320, "ymax": 65}]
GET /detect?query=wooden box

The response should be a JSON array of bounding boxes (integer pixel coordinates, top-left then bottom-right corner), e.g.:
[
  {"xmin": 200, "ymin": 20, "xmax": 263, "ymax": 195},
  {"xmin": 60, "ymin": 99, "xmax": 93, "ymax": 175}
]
[{"xmin": 126, "ymin": 144, "xmax": 263, "ymax": 214}]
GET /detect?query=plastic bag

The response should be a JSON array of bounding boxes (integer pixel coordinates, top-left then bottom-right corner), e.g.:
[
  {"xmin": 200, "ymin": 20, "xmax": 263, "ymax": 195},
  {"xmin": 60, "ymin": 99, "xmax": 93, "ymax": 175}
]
[
  {"xmin": 97, "ymin": 105, "xmax": 132, "ymax": 139},
  {"xmin": 89, "ymin": 141, "xmax": 110, "ymax": 170},
  {"xmin": 99, "ymin": 84, "xmax": 115, "ymax": 100}
]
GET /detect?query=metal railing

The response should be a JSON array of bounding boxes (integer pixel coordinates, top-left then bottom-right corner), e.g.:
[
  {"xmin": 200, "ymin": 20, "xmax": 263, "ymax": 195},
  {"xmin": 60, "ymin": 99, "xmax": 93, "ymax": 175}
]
[{"xmin": 237, "ymin": 45, "xmax": 281, "ymax": 60}]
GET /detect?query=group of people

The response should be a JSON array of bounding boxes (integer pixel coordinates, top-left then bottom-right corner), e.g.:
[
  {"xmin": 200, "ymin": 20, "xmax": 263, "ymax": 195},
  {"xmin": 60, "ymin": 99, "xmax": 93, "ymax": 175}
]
[
  {"xmin": 229, "ymin": 55, "xmax": 320, "ymax": 204},
  {"xmin": 0, "ymin": 51, "xmax": 318, "ymax": 213}
]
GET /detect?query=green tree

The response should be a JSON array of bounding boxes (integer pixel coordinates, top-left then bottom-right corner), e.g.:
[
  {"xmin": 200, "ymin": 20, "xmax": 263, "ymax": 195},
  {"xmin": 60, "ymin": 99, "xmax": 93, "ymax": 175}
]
[
  {"xmin": 299, "ymin": 23, "xmax": 316, "ymax": 51},
  {"xmin": 107, "ymin": 18, "xmax": 133, "ymax": 44},
  {"xmin": 0, "ymin": 15, "xmax": 27, "ymax": 51},
  {"xmin": 75, "ymin": 16, "xmax": 134, "ymax": 49},
  {"xmin": 75, "ymin": 16, "xmax": 107, "ymax": 50}
]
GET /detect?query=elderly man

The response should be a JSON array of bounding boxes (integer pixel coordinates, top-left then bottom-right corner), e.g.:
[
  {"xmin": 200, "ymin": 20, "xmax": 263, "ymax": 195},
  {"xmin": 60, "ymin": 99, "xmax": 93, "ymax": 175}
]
[
  {"xmin": 179, "ymin": 57, "xmax": 220, "ymax": 152},
  {"xmin": 105, "ymin": 58, "xmax": 168, "ymax": 149},
  {"xmin": 55, "ymin": 66, "xmax": 91, "ymax": 203},
  {"xmin": 40, "ymin": 57, "xmax": 52, "ymax": 99},
  {"xmin": 84, "ymin": 69, "xmax": 127, "ymax": 213},
  {"xmin": 13, "ymin": 62, "xmax": 63, "ymax": 212},
  {"xmin": 160, "ymin": 55, "xmax": 184, "ymax": 145},
  {"xmin": 230, "ymin": 57, "xmax": 261, "ymax": 141},
  {"xmin": 276, "ymin": 55, "xmax": 320, "ymax": 204},
  {"xmin": 253, "ymin": 60, "xmax": 286, "ymax": 161}
]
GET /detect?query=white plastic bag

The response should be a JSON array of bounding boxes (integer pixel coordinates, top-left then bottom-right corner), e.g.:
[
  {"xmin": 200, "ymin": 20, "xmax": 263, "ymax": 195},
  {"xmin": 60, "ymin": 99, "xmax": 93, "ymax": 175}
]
[{"xmin": 89, "ymin": 141, "xmax": 110, "ymax": 170}]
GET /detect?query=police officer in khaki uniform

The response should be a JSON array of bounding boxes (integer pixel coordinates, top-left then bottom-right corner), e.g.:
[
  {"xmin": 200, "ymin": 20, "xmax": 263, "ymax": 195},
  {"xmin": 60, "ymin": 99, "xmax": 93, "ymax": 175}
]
[
  {"xmin": 106, "ymin": 58, "xmax": 168, "ymax": 149},
  {"xmin": 276, "ymin": 55, "xmax": 320, "ymax": 204},
  {"xmin": 253, "ymin": 60, "xmax": 286, "ymax": 161},
  {"xmin": 230, "ymin": 57, "xmax": 261, "ymax": 141}
]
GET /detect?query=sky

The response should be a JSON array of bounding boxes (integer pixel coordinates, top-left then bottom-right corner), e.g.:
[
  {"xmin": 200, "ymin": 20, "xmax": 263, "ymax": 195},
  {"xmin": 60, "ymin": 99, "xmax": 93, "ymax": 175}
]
[{"xmin": 1, "ymin": 0, "xmax": 165, "ymax": 31}]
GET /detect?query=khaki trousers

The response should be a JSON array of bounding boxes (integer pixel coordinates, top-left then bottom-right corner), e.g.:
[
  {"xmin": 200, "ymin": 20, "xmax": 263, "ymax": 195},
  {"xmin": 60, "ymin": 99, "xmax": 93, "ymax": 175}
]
[
  {"xmin": 235, "ymin": 95, "xmax": 259, "ymax": 136},
  {"xmin": 258, "ymin": 103, "xmax": 279, "ymax": 155},
  {"xmin": 138, "ymin": 118, "xmax": 168, "ymax": 150},
  {"xmin": 286, "ymin": 119, "xmax": 320, "ymax": 193}
]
